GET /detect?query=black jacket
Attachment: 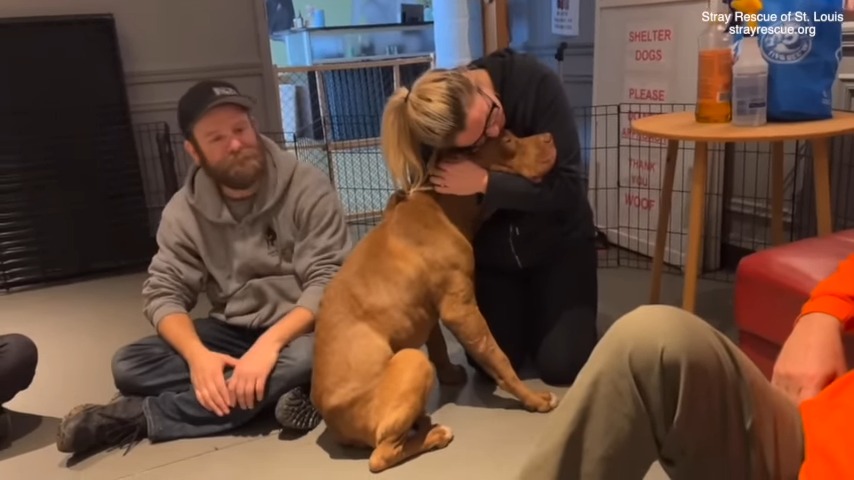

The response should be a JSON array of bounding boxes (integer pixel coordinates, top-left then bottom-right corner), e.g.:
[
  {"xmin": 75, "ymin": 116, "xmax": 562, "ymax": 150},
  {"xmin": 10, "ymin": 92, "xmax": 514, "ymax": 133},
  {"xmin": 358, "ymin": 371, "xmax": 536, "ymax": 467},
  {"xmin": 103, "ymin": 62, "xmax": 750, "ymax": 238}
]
[{"xmin": 469, "ymin": 48, "xmax": 595, "ymax": 271}]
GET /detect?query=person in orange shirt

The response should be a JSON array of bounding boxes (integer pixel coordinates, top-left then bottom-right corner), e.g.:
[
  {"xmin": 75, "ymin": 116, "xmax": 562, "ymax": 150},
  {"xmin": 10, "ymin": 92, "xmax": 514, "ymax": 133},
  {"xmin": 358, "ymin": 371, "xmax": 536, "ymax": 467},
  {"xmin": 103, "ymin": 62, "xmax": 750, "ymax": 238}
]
[{"xmin": 514, "ymin": 254, "xmax": 854, "ymax": 480}]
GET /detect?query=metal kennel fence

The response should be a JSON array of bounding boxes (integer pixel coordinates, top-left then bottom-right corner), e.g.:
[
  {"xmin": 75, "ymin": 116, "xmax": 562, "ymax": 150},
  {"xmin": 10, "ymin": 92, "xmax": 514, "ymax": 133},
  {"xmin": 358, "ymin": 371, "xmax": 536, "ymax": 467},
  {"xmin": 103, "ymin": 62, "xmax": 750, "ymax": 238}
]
[
  {"xmin": 582, "ymin": 102, "xmax": 854, "ymax": 282},
  {"xmin": 136, "ymin": 52, "xmax": 854, "ymax": 287},
  {"xmin": 132, "ymin": 102, "xmax": 854, "ymax": 288},
  {"xmin": 4, "ymin": 103, "xmax": 853, "ymax": 294},
  {"xmin": 7, "ymin": 71, "xmax": 854, "ymax": 294}
]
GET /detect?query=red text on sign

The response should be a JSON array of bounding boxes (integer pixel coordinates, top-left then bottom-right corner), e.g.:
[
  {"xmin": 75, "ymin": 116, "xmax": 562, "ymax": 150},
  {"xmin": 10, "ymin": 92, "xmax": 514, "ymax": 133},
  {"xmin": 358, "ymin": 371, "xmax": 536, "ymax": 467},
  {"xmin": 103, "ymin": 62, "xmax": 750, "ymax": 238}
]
[
  {"xmin": 624, "ymin": 193, "xmax": 657, "ymax": 210},
  {"xmin": 631, "ymin": 175, "xmax": 649, "ymax": 187},
  {"xmin": 630, "ymin": 158, "xmax": 656, "ymax": 171},
  {"xmin": 629, "ymin": 158, "xmax": 656, "ymax": 187},
  {"xmin": 628, "ymin": 29, "xmax": 672, "ymax": 42},
  {"xmin": 628, "ymin": 88, "xmax": 666, "ymax": 102},
  {"xmin": 621, "ymin": 127, "xmax": 667, "ymax": 145},
  {"xmin": 635, "ymin": 49, "xmax": 663, "ymax": 61},
  {"xmin": 627, "ymin": 111, "xmax": 654, "ymax": 121}
]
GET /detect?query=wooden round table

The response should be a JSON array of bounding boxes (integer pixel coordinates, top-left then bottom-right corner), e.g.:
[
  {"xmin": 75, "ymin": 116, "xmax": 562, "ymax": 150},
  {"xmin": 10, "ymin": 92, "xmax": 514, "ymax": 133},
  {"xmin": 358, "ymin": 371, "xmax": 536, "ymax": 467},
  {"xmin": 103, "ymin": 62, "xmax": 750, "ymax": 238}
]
[{"xmin": 631, "ymin": 110, "xmax": 854, "ymax": 313}]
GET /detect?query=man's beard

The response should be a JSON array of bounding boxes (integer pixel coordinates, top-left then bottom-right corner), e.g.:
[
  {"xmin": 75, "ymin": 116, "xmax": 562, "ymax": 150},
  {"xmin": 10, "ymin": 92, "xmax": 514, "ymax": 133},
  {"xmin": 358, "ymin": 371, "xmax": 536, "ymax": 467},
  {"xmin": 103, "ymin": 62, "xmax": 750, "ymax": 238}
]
[{"xmin": 198, "ymin": 136, "xmax": 267, "ymax": 190}]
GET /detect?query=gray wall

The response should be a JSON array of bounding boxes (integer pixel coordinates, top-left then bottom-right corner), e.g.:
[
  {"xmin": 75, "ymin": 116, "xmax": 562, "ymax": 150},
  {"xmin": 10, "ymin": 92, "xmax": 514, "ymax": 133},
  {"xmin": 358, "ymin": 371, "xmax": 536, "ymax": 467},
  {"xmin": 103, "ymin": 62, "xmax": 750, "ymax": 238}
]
[
  {"xmin": 0, "ymin": 0, "xmax": 280, "ymax": 133},
  {"xmin": 508, "ymin": 0, "xmax": 593, "ymax": 108},
  {"xmin": 507, "ymin": 0, "xmax": 594, "ymax": 179}
]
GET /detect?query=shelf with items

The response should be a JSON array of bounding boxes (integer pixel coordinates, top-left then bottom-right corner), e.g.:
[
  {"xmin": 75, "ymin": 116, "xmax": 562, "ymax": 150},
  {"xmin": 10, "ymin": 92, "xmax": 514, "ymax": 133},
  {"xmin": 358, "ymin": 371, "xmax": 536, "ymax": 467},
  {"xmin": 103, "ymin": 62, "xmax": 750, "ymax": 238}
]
[{"xmin": 273, "ymin": 22, "xmax": 434, "ymax": 67}]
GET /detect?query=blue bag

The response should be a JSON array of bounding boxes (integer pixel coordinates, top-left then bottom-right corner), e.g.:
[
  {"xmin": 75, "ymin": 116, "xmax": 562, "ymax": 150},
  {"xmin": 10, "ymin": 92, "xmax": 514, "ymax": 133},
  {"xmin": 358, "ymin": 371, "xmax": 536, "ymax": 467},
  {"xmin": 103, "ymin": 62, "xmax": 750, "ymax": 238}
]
[{"xmin": 757, "ymin": 0, "xmax": 843, "ymax": 121}]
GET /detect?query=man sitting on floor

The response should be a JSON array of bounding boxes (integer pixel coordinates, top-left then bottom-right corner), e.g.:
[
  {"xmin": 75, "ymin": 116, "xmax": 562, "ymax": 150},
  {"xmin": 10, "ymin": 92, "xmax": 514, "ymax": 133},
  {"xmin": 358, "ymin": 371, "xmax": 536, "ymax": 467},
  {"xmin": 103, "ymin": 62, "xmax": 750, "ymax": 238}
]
[
  {"xmin": 0, "ymin": 333, "xmax": 38, "ymax": 444},
  {"xmin": 515, "ymin": 252, "xmax": 854, "ymax": 480},
  {"xmin": 56, "ymin": 80, "xmax": 352, "ymax": 455}
]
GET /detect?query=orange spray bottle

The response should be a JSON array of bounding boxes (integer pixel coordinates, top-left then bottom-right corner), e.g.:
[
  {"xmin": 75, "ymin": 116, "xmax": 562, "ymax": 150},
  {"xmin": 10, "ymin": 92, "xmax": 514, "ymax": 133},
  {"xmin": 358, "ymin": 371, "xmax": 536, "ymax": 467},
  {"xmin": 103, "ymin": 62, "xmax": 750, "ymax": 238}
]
[{"xmin": 695, "ymin": 0, "xmax": 734, "ymax": 123}]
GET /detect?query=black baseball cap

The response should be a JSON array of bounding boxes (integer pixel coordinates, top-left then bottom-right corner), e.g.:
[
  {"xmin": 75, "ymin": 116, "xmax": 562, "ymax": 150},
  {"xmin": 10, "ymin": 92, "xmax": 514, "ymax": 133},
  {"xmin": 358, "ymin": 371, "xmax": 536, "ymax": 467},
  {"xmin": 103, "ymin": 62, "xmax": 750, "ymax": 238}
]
[{"xmin": 177, "ymin": 80, "xmax": 256, "ymax": 139}]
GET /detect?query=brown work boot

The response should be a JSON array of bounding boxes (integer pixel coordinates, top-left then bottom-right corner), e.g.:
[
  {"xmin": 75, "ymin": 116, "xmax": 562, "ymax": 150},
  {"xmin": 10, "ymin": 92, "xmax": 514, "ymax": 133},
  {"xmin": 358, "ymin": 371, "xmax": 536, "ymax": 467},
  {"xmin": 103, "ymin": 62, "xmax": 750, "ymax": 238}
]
[{"xmin": 56, "ymin": 396, "xmax": 147, "ymax": 455}]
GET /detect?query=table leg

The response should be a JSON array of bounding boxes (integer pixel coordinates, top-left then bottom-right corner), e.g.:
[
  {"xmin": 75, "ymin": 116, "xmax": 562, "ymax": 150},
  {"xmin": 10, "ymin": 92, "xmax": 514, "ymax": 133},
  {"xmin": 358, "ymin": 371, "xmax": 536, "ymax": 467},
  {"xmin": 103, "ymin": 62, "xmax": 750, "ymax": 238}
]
[
  {"xmin": 770, "ymin": 141, "xmax": 785, "ymax": 245},
  {"xmin": 682, "ymin": 141, "xmax": 709, "ymax": 313},
  {"xmin": 649, "ymin": 140, "xmax": 679, "ymax": 304},
  {"xmin": 811, "ymin": 137, "xmax": 833, "ymax": 237}
]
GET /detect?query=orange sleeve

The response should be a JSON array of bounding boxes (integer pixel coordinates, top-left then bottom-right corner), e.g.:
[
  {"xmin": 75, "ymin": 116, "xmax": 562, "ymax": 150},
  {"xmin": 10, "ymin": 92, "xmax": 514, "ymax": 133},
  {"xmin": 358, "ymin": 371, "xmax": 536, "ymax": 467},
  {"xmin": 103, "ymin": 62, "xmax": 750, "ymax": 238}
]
[{"xmin": 799, "ymin": 252, "xmax": 854, "ymax": 331}]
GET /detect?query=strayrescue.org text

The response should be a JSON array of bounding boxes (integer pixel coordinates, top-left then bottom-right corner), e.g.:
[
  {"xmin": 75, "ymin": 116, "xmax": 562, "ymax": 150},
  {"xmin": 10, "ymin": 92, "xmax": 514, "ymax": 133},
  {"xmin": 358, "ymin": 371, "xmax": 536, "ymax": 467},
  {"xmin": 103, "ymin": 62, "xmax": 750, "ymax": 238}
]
[
  {"xmin": 729, "ymin": 23, "xmax": 816, "ymax": 37},
  {"xmin": 700, "ymin": 10, "xmax": 844, "ymax": 38}
]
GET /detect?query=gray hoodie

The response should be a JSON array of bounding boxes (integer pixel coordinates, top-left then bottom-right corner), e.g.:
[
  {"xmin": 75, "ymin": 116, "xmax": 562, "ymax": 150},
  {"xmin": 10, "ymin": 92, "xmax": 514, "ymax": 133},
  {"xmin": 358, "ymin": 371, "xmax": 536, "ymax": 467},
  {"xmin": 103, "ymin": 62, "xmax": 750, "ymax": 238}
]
[{"xmin": 142, "ymin": 135, "xmax": 352, "ymax": 330}]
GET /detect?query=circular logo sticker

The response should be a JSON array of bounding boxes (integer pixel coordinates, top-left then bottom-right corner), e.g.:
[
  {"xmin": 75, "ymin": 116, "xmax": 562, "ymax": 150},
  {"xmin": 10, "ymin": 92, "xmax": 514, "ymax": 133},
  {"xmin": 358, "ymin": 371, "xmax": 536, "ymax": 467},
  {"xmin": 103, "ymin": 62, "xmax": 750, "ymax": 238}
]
[{"xmin": 760, "ymin": 21, "xmax": 813, "ymax": 64}]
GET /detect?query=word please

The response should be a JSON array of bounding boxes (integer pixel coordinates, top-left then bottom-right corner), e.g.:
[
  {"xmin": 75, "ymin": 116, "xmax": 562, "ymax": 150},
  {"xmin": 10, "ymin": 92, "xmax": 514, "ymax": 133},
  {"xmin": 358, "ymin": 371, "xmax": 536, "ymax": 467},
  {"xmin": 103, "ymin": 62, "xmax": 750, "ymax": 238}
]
[{"xmin": 627, "ymin": 88, "xmax": 667, "ymax": 102}]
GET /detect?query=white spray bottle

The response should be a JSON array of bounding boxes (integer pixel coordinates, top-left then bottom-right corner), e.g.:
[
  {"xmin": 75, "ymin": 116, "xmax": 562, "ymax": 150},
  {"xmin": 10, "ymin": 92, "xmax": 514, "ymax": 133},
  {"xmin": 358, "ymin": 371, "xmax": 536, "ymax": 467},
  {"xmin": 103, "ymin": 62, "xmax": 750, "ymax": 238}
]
[{"xmin": 731, "ymin": 0, "xmax": 768, "ymax": 126}]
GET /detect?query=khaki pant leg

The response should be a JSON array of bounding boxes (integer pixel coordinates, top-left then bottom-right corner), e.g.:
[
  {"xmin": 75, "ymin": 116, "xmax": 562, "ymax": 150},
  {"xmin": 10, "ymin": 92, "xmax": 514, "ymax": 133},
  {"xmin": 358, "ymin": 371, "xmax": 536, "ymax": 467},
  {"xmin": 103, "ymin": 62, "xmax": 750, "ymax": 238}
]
[{"xmin": 515, "ymin": 305, "xmax": 804, "ymax": 480}]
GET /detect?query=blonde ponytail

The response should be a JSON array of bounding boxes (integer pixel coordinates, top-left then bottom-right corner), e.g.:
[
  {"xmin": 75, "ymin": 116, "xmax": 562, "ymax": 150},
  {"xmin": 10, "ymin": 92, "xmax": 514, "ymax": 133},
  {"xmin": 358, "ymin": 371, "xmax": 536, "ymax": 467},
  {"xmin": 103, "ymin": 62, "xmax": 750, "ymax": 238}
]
[
  {"xmin": 380, "ymin": 87, "xmax": 426, "ymax": 193},
  {"xmin": 379, "ymin": 69, "xmax": 478, "ymax": 193}
]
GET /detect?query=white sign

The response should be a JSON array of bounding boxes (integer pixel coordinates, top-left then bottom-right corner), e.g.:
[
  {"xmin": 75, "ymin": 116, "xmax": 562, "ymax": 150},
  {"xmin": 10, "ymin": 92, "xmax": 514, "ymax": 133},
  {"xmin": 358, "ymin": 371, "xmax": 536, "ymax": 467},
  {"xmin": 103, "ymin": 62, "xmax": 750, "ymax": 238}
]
[
  {"xmin": 620, "ymin": 106, "xmax": 668, "ymax": 146},
  {"xmin": 551, "ymin": 0, "xmax": 580, "ymax": 36},
  {"xmin": 619, "ymin": 185, "xmax": 660, "ymax": 228},
  {"xmin": 618, "ymin": 147, "xmax": 662, "ymax": 189},
  {"xmin": 622, "ymin": 76, "xmax": 670, "ymax": 103},
  {"xmin": 617, "ymin": 185, "xmax": 671, "ymax": 260},
  {"xmin": 624, "ymin": 21, "xmax": 675, "ymax": 73}
]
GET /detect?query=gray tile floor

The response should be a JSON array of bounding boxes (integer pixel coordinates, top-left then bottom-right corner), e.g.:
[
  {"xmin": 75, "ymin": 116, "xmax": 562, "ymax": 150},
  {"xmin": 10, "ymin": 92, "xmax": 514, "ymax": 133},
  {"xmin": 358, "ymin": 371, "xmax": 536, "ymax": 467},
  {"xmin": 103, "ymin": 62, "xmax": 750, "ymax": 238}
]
[{"xmin": 0, "ymin": 267, "xmax": 734, "ymax": 480}]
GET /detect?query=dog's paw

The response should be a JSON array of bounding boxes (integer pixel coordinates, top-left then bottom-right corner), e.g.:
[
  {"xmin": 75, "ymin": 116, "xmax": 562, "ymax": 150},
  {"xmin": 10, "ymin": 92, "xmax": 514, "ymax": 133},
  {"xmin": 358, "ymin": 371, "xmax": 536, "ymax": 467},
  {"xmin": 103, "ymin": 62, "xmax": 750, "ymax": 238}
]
[
  {"xmin": 436, "ymin": 363, "xmax": 467, "ymax": 386},
  {"xmin": 427, "ymin": 424, "xmax": 454, "ymax": 450},
  {"xmin": 523, "ymin": 391, "xmax": 559, "ymax": 413}
]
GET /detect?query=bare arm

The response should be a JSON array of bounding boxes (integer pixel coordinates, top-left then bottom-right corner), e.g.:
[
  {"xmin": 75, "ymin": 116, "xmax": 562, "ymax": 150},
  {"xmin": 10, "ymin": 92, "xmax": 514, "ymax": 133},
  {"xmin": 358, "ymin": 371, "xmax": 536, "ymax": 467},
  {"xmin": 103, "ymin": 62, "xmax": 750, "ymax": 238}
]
[
  {"xmin": 254, "ymin": 306, "xmax": 314, "ymax": 352},
  {"xmin": 772, "ymin": 253, "xmax": 854, "ymax": 403},
  {"xmin": 156, "ymin": 313, "xmax": 209, "ymax": 362}
]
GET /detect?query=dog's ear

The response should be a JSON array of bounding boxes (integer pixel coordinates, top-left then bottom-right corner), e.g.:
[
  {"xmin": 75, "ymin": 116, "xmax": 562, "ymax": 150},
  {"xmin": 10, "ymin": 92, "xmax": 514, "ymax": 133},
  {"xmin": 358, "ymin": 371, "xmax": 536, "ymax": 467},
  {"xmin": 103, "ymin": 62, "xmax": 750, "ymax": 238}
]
[{"xmin": 493, "ymin": 133, "xmax": 517, "ymax": 160}]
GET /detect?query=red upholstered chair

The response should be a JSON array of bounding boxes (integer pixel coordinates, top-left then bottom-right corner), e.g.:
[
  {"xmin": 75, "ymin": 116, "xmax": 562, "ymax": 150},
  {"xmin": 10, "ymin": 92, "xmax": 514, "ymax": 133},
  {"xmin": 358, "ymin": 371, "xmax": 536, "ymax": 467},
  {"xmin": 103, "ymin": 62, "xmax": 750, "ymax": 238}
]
[{"xmin": 734, "ymin": 230, "xmax": 854, "ymax": 379}]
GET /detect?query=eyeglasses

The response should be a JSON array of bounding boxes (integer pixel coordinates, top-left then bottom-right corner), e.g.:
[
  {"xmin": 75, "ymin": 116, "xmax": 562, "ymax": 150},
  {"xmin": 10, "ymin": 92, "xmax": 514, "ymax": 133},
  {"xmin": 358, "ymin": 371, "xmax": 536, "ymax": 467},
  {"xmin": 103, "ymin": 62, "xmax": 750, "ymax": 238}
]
[{"xmin": 457, "ymin": 87, "xmax": 499, "ymax": 154}]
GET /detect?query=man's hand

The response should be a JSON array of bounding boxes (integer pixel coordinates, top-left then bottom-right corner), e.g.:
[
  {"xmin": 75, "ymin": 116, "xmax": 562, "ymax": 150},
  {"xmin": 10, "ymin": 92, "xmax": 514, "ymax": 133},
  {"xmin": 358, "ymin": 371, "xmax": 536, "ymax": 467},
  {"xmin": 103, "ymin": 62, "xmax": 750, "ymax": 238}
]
[
  {"xmin": 228, "ymin": 342, "xmax": 279, "ymax": 410},
  {"xmin": 187, "ymin": 349, "xmax": 240, "ymax": 416},
  {"xmin": 771, "ymin": 312, "xmax": 847, "ymax": 404},
  {"xmin": 222, "ymin": 306, "xmax": 313, "ymax": 410}
]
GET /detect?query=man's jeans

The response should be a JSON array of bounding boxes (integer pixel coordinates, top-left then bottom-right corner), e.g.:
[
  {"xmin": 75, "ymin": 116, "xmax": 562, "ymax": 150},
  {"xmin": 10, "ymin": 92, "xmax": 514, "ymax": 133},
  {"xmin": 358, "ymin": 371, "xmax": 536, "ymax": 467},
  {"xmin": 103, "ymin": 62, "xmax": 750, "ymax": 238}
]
[{"xmin": 110, "ymin": 317, "xmax": 313, "ymax": 443}]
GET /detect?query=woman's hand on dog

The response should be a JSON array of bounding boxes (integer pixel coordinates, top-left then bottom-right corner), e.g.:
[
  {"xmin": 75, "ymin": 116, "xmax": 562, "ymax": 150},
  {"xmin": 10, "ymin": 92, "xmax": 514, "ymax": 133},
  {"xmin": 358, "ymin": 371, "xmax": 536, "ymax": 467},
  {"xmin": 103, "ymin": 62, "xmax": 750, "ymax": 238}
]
[{"xmin": 430, "ymin": 157, "xmax": 489, "ymax": 195}]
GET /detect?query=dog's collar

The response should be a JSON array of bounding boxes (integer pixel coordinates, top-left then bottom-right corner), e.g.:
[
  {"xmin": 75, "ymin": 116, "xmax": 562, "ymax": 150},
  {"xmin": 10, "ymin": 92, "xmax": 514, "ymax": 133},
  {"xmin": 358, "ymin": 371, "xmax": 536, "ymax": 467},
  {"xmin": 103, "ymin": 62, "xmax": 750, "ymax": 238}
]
[{"xmin": 401, "ymin": 183, "xmax": 435, "ymax": 196}]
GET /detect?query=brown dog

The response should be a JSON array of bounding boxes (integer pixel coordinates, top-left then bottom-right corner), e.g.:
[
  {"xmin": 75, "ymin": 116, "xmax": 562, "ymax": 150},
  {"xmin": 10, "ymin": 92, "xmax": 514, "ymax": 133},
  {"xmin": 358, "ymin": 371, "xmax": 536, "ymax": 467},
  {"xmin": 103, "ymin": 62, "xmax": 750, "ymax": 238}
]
[{"xmin": 311, "ymin": 130, "xmax": 560, "ymax": 473}]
